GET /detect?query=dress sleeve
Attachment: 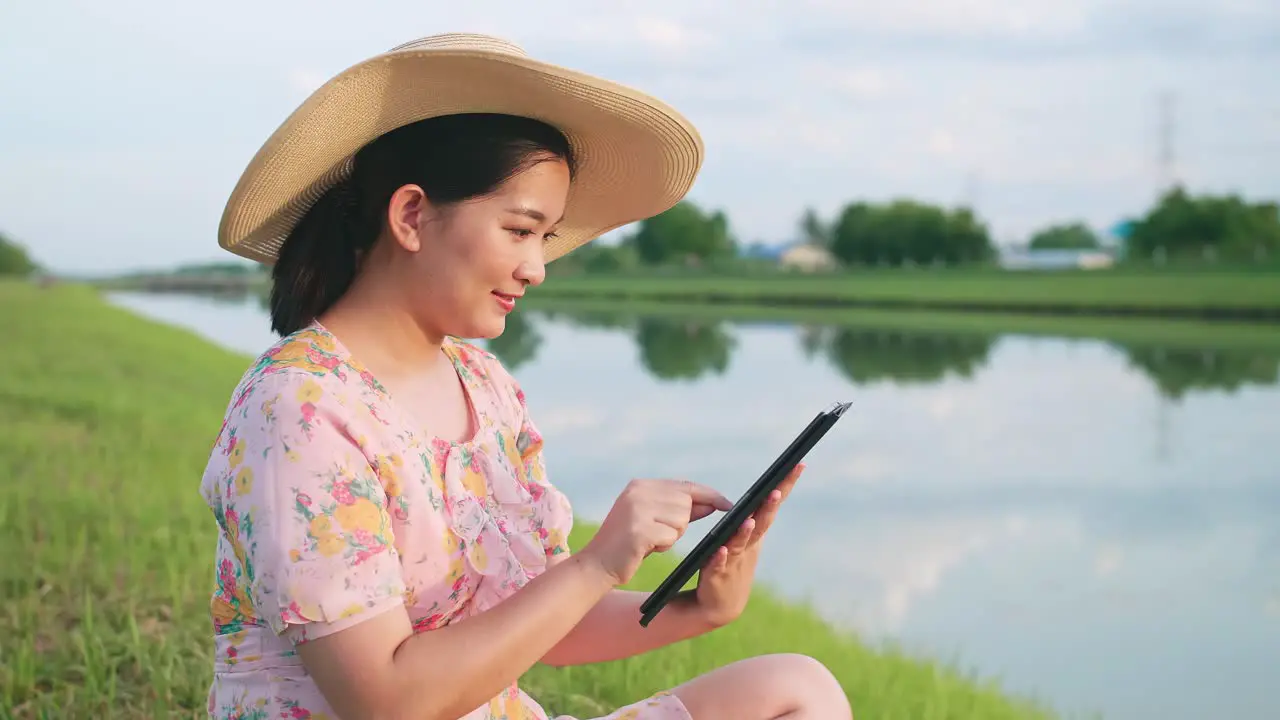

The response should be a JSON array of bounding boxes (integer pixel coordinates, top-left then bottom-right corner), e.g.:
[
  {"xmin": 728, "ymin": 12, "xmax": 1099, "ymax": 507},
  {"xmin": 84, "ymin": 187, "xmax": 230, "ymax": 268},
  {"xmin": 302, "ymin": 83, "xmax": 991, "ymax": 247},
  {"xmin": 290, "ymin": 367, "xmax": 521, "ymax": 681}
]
[
  {"xmin": 207, "ymin": 369, "xmax": 407, "ymax": 644},
  {"xmin": 511, "ymin": 378, "xmax": 574, "ymax": 559}
]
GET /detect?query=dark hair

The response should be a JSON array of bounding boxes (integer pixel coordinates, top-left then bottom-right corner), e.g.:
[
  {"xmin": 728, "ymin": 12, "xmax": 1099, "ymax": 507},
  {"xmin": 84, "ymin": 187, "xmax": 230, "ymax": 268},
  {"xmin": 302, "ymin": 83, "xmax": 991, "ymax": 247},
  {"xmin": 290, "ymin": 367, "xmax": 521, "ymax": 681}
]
[{"xmin": 269, "ymin": 113, "xmax": 577, "ymax": 336}]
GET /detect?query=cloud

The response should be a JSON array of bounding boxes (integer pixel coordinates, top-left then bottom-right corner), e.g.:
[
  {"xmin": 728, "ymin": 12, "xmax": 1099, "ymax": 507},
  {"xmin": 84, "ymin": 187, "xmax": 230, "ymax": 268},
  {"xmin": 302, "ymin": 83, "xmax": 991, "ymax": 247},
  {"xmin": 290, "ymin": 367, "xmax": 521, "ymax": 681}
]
[
  {"xmin": 798, "ymin": 0, "xmax": 1091, "ymax": 39},
  {"xmin": 834, "ymin": 452, "xmax": 897, "ymax": 486},
  {"xmin": 926, "ymin": 129, "xmax": 958, "ymax": 158},
  {"xmin": 835, "ymin": 68, "xmax": 890, "ymax": 99},
  {"xmin": 287, "ymin": 69, "xmax": 329, "ymax": 97},
  {"xmin": 788, "ymin": 0, "xmax": 1280, "ymax": 60},
  {"xmin": 2, "ymin": 0, "xmax": 1277, "ymax": 272},
  {"xmin": 631, "ymin": 16, "xmax": 716, "ymax": 55}
]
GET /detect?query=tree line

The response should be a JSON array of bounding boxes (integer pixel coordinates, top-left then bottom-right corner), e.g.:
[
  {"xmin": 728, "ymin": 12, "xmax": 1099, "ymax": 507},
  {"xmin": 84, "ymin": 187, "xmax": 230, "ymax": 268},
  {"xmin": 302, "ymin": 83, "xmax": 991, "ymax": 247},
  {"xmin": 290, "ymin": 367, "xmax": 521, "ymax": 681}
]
[
  {"xmin": 6, "ymin": 183, "xmax": 1277, "ymax": 280},
  {"xmin": 551, "ymin": 185, "xmax": 1280, "ymax": 274}
]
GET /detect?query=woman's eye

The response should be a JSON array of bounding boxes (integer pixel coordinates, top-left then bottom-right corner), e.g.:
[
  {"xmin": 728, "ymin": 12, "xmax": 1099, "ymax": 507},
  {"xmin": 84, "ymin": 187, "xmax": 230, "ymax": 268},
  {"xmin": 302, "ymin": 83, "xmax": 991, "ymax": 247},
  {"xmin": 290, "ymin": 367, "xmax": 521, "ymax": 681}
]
[{"xmin": 508, "ymin": 228, "xmax": 536, "ymax": 239}]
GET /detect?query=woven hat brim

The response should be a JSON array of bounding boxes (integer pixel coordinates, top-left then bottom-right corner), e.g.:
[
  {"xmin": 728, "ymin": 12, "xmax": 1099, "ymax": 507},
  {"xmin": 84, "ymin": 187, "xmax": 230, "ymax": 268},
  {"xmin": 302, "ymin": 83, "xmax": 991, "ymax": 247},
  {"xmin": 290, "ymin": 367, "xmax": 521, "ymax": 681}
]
[{"xmin": 217, "ymin": 47, "xmax": 705, "ymax": 266}]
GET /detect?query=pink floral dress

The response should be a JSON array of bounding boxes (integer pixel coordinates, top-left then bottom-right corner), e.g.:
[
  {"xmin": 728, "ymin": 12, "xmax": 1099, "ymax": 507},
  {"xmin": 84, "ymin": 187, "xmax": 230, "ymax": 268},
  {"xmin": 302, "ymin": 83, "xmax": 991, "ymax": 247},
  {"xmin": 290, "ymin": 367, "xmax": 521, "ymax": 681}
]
[{"xmin": 199, "ymin": 324, "xmax": 690, "ymax": 720}]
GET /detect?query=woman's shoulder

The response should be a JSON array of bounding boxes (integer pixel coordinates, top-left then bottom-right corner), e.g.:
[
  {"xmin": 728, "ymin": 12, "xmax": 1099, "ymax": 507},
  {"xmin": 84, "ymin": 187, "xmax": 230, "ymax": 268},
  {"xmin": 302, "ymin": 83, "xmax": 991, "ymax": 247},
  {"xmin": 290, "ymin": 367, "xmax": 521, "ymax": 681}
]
[
  {"xmin": 251, "ymin": 325, "xmax": 353, "ymax": 379},
  {"xmin": 223, "ymin": 326, "xmax": 372, "ymax": 423}
]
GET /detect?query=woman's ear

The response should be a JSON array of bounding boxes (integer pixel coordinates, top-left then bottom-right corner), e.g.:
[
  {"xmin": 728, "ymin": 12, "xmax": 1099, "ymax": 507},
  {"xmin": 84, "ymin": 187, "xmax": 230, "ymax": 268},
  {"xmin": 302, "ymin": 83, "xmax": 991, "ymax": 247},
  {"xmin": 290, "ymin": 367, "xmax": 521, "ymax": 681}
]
[{"xmin": 385, "ymin": 184, "xmax": 430, "ymax": 253}]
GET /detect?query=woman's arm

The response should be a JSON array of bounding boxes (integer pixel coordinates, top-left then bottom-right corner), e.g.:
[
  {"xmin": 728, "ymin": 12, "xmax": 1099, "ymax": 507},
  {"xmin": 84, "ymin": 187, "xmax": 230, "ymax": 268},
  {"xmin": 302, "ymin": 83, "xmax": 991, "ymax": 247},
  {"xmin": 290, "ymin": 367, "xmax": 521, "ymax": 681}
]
[
  {"xmin": 540, "ymin": 585, "xmax": 718, "ymax": 667},
  {"xmin": 302, "ymin": 503, "xmax": 730, "ymax": 719},
  {"xmin": 299, "ymin": 552, "xmax": 617, "ymax": 720}
]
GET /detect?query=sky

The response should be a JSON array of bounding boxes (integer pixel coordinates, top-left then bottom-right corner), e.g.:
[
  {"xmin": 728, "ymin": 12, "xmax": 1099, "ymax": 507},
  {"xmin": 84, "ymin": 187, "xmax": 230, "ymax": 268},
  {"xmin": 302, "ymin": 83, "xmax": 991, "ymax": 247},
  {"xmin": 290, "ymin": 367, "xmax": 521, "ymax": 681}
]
[{"xmin": 2, "ymin": 0, "xmax": 1278, "ymax": 275}]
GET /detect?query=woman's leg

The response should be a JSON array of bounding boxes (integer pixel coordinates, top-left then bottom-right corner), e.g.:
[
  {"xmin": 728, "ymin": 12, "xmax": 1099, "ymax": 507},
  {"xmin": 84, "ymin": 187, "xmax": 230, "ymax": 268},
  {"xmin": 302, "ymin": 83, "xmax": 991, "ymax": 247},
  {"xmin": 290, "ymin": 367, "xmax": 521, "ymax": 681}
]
[{"xmin": 669, "ymin": 653, "xmax": 852, "ymax": 720}]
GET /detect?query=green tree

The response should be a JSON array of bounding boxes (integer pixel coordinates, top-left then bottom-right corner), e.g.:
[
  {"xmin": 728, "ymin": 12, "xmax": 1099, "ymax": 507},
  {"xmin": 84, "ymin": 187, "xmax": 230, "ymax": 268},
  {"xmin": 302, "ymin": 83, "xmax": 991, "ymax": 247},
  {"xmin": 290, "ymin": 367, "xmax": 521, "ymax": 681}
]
[
  {"xmin": 1127, "ymin": 186, "xmax": 1280, "ymax": 261},
  {"xmin": 626, "ymin": 200, "xmax": 736, "ymax": 266},
  {"xmin": 829, "ymin": 200, "xmax": 993, "ymax": 266},
  {"xmin": 799, "ymin": 207, "xmax": 831, "ymax": 247},
  {"xmin": 546, "ymin": 242, "xmax": 639, "ymax": 277},
  {"xmin": 1028, "ymin": 222, "xmax": 1100, "ymax": 250},
  {"xmin": 0, "ymin": 231, "xmax": 39, "ymax": 277}
]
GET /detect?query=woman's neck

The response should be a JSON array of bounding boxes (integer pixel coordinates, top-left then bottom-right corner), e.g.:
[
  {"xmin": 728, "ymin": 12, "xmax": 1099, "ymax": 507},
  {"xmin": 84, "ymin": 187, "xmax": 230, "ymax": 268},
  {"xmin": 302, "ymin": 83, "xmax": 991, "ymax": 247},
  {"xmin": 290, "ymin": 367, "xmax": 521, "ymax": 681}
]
[{"xmin": 319, "ymin": 282, "xmax": 446, "ymax": 379}]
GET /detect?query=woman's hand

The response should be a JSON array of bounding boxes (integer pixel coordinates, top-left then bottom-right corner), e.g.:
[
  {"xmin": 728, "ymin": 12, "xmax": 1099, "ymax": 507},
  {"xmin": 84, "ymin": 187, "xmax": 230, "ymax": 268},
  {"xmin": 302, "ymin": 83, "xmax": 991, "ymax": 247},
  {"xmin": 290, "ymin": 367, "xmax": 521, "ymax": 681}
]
[
  {"xmin": 693, "ymin": 463, "xmax": 805, "ymax": 627},
  {"xmin": 579, "ymin": 478, "xmax": 733, "ymax": 587}
]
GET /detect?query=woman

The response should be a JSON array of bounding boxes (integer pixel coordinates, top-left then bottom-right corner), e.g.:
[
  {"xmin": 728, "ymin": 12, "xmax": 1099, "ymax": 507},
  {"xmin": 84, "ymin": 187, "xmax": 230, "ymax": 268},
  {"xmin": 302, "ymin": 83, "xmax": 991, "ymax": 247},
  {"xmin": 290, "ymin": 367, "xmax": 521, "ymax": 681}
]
[{"xmin": 202, "ymin": 33, "xmax": 851, "ymax": 720}]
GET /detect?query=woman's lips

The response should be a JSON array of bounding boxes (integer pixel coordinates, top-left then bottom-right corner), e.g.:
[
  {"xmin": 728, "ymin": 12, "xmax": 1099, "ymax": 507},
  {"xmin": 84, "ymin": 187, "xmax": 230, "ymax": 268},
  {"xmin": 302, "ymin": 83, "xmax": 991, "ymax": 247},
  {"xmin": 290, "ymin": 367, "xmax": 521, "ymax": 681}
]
[{"xmin": 492, "ymin": 291, "xmax": 521, "ymax": 312}]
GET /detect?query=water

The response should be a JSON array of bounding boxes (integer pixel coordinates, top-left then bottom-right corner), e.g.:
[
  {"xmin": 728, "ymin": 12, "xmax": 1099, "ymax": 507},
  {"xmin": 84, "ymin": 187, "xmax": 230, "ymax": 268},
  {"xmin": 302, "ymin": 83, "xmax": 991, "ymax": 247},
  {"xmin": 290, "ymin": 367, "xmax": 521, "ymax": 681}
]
[{"xmin": 107, "ymin": 291, "xmax": 1280, "ymax": 720}]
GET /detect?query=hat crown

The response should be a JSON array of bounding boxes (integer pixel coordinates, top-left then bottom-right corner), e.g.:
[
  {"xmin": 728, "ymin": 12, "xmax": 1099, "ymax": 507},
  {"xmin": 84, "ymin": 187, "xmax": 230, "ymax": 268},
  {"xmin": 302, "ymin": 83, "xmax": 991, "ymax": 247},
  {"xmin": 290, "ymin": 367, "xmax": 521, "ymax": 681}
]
[{"xmin": 387, "ymin": 32, "xmax": 527, "ymax": 58}]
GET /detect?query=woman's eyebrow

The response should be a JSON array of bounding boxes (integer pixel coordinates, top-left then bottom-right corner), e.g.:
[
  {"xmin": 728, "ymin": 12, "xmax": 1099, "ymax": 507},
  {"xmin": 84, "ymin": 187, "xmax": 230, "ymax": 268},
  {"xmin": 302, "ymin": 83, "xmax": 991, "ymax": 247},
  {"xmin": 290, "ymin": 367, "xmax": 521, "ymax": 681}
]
[{"xmin": 505, "ymin": 206, "xmax": 565, "ymax": 225}]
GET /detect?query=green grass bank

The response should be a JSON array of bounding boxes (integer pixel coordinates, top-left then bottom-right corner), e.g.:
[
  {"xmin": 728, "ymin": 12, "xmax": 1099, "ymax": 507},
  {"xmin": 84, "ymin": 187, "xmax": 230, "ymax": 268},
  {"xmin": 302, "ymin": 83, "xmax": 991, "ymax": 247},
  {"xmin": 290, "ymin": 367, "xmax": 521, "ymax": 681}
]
[
  {"xmin": 524, "ymin": 295, "xmax": 1280, "ymax": 353},
  {"xmin": 534, "ymin": 266, "xmax": 1280, "ymax": 321},
  {"xmin": 0, "ymin": 281, "xmax": 1057, "ymax": 719}
]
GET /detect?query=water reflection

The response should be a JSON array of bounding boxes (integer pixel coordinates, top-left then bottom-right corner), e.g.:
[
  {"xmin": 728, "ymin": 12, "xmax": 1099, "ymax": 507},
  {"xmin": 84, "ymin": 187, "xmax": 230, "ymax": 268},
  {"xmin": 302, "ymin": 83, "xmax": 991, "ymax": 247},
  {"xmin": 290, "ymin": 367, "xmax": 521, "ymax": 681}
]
[
  {"xmin": 241, "ymin": 290, "xmax": 1280, "ymax": 400},
  {"xmin": 520, "ymin": 309, "xmax": 738, "ymax": 381},
  {"xmin": 635, "ymin": 318, "xmax": 736, "ymax": 381},
  {"xmin": 516, "ymin": 306, "xmax": 1280, "ymax": 400},
  {"xmin": 1121, "ymin": 345, "xmax": 1280, "ymax": 400},
  {"xmin": 822, "ymin": 327, "xmax": 994, "ymax": 385}
]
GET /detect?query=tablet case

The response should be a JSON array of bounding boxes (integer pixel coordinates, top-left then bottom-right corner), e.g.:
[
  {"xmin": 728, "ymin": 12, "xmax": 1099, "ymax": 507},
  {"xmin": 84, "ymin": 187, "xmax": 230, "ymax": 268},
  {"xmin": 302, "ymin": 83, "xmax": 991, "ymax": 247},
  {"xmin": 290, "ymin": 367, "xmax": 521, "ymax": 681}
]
[{"xmin": 638, "ymin": 401, "xmax": 852, "ymax": 627}]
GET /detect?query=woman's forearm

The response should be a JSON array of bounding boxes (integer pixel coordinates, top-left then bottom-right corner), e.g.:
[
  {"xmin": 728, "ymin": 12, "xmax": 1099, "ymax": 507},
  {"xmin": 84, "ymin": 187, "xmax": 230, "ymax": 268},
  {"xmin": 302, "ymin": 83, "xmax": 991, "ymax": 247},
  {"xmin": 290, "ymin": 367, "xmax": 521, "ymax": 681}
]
[
  {"xmin": 298, "ymin": 552, "xmax": 617, "ymax": 720},
  {"xmin": 540, "ymin": 588, "xmax": 717, "ymax": 667}
]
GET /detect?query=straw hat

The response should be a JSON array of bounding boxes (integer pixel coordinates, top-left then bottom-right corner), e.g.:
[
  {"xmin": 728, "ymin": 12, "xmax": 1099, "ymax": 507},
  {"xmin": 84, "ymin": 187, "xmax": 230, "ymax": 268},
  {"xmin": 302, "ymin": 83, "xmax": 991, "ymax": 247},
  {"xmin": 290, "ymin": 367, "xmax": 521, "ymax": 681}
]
[{"xmin": 218, "ymin": 33, "xmax": 705, "ymax": 265}]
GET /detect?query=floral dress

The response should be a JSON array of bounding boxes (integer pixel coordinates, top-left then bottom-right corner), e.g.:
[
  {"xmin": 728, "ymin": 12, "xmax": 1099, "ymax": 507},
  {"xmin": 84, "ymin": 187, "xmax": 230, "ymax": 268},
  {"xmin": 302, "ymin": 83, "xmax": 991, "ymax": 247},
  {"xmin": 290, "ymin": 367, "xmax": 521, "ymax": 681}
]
[{"xmin": 199, "ymin": 323, "xmax": 691, "ymax": 720}]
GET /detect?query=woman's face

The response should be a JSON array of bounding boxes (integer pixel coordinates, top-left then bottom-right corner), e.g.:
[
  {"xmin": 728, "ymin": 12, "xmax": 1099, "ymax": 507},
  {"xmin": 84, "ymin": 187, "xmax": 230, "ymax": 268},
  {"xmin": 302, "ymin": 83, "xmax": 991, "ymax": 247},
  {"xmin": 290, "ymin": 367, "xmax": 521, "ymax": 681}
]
[{"xmin": 381, "ymin": 156, "xmax": 571, "ymax": 341}]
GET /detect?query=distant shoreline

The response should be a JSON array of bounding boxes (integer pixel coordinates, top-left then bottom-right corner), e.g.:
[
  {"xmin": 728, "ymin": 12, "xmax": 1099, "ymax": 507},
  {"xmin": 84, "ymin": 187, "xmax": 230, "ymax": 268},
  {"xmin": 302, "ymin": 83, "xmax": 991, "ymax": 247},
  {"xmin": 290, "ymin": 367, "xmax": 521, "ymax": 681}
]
[{"xmin": 95, "ymin": 263, "xmax": 1280, "ymax": 323}]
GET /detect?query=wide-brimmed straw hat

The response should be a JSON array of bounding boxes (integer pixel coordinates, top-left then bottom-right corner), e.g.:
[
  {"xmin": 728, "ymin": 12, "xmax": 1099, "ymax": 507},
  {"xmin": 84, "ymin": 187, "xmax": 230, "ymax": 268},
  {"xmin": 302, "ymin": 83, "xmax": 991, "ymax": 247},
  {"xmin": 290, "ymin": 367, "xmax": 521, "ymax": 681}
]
[{"xmin": 218, "ymin": 32, "xmax": 705, "ymax": 265}]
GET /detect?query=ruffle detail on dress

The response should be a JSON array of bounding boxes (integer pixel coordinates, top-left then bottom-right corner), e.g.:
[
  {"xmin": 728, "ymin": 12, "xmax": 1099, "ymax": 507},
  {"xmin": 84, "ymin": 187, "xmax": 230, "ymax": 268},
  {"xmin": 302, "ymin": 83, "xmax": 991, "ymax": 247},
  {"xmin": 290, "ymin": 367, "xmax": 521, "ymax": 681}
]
[{"xmin": 437, "ymin": 441, "xmax": 571, "ymax": 615}]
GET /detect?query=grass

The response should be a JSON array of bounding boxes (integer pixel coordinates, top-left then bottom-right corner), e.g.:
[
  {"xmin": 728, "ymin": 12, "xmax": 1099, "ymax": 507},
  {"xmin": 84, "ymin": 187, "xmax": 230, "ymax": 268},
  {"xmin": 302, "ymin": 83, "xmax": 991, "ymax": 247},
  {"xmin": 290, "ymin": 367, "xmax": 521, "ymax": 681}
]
[
  {"xmin": 534, "ymin": 265, "xmax": 1280, "ymax": 320},
  {"xmin": 524, "ymin": 295, "xmax": 1280, "ymax": 353},
  {"xmin": 0, "ymin": 280, "xmax": 1059, "ymax": 719}
]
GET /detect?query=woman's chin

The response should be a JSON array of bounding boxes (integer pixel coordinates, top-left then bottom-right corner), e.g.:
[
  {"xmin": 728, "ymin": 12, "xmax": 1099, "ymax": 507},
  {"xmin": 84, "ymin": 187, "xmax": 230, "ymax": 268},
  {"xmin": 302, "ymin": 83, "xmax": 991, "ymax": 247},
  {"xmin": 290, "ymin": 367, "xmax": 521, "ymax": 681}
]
[{"xmin": 447, "ymin": 315, "xmax": 507, "ymax": 341}]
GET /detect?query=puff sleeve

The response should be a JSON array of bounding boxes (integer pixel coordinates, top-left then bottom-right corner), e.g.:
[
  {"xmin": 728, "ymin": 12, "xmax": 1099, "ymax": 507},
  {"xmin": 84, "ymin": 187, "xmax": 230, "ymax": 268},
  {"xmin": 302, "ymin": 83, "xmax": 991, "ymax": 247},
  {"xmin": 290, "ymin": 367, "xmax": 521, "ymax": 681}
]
[{"xmin": 203, "ymin": 369, "xmax": 407, "ymax": 644}]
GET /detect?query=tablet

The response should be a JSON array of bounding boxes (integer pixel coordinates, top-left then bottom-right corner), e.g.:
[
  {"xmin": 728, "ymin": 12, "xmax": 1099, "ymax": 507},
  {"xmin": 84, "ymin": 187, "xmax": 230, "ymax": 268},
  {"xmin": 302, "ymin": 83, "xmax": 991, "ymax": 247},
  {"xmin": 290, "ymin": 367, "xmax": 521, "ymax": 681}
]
[{"xmin": 637, "ymin": 401, "xmax": 852, "ymax": 627}]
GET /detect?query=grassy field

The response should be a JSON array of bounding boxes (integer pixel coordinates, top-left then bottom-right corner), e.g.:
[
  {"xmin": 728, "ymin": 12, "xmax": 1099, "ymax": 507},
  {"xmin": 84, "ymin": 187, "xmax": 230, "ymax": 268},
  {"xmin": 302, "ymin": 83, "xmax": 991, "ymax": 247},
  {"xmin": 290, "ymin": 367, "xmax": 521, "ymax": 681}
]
[
  {"xmin": 0, "ymin": 280, "xmax": 1059, "ymax": 719},
  {"xmin": 535, "ymin": 266, "xmax": 1280, "ymax": 320}
]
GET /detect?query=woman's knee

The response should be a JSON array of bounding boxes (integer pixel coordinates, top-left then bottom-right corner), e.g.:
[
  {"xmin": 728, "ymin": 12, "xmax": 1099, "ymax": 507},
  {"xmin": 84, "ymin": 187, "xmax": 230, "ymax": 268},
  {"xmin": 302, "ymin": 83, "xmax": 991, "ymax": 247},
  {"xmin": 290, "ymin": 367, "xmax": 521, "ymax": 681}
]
[
  {"xmin": 769, "ymin": 653, "xmax": 850, "ymax": 718},
  {"xmin": 672, "ymin": 653, "xmax": 851, "ymax": 720}
]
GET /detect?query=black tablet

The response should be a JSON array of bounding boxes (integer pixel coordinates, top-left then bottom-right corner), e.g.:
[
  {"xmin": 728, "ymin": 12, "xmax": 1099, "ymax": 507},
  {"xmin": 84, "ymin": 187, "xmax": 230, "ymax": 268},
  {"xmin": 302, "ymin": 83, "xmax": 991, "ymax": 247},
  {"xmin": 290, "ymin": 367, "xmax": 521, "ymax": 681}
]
[{"xmin": 638, "ymin": 401, "xmax": 852, "ymax": 627}]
